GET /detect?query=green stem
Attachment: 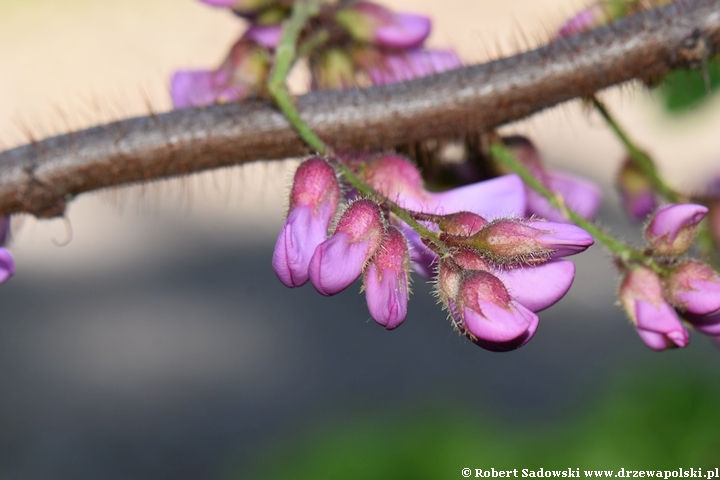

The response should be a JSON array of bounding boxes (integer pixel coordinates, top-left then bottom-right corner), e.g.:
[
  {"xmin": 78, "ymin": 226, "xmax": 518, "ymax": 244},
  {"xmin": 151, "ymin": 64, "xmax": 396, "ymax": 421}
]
[
  {"xmin": 591, "ymin": 96, "xmax": 685, "ymax": 203},
  {"xmin": 268, "ymin": 0, "xmax": 328, "ymax": 154},
  {"xmin": 265, "ymin": 4, "xmax": 445, "ymax": 252},
  {"xmin": 490, "ymin": 142, "xmax": 662, "ymax": 269}
]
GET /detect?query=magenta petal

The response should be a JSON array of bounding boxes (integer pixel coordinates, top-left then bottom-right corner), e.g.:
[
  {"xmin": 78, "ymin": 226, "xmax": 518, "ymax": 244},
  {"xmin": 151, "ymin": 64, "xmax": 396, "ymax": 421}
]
[
  {"xmin": 463, "ymin": 299, "xmax": 538, "ymax": 344},
  {"xmin": 648, "ymin": 203, "xmax": 707, "ymax": 241},
  {"xmin": 494, "ymin": 260, "xmax": 575, "ymax": 312},
  {"xmin": 0, "ymin": 248, "xmax": 14, "ymax": 284},
  {"xmin": 374, "ymin": 13, "xmax": 431, "ymax": 49},
  {"xmin": 309, "ymin": 232, "xmax": 371, "ymax": 296},
  {"xmin": 634, "ymin": 299, "xmax": 689, "ymax": 350},
  {"xmin": 367, "ymin": 48, "xmax": 462, "ymax": 86},
  {"xmin": 527, "ymin": 171, "xmax": 602, "ymax": 222},
  {"xmin": 428, "ymin": 174, "xmax": 526, "ymax": 219},
  {"xmin": 527, "ymin": 221, "xmax": 594, "ymax": 257},
  {"xmin": 685, "ymin": 311, "xmax": 720, "ymax": 336},
  {"xmin": 170, "ymin": 69, "xmax": 247, "ymax": 108},
  {"xmin": 677, "ymin": 278, "xmax": 720, "ymax": 316},
  {"xmin": 365, "ymin": 263, "xmax": 408, "ymax": 329},
  {"xmin": 272, "ymin": 205, "xmax": 329, "ymax": 287},
  {"xmin": 400, "ymin": 223, "xmax": 438, "ymax": 278},
  {"xmin": 471, "ymin": 309, "xmax": 539, "ymax": 352},
  {"xmin": 244, "ymin": 24, "xmax": 282, "ymax": 49}
]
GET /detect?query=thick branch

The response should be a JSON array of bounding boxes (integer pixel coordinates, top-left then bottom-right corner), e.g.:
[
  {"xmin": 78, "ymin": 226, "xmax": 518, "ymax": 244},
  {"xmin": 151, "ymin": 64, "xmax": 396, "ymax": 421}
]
[{"xmin": 0, "ymin": 0, "xmax": 718, "ymax": 218}]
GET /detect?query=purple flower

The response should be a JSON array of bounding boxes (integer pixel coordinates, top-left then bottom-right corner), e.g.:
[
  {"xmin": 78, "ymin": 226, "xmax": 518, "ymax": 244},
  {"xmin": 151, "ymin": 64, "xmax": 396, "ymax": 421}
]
[
  {"xmin": 502, "ymin": 136, "xmax": 602, "ymax": 222},
  {"xmin": 554, "ymin": 3, "xmax": 610, "ymax": 39},
  {"xmin": 309, "ymin": 199, "xmax": 385, "ymax": 296},
  {"xmin": 617, "ymin": 158, "xmax": 657, "ymax": 221},
  {"xmin": 0, "ymin": 217, "xmax": 14, "ymax": 285},
  {"xmin": 619, "ymin": 266, "xmax": 689, "ymax": 351},
  {"xmin": 454, "ymin": 271, "xmax": 540, "ymax": 352},
  {"xmin": 364, "ymin": 226, "xmax": 410, "ymax": 329},
  {"xmin": 494, "ymin": 259, "xmax": 576, "ymax": 312},
  {"xmin": 457, "ymin": 219, "xmax": 593, "ymax": 265},
  {"xmin": 666, "ymin": 261, "xmax": 720, "ymax": 316},
  {"xmin": 273, "ymin": 158, "xmax": 340, "ymax": 287},
  {"xmin": 336, "ymin": 2, "xmax": 431, "ymax": 49},
  {"xmin": 170, "ymin": 31, "xmax": 272, "ymax": 108},
  {"xmin": 359, "ymin": 48, "xmax": 462, "ymax": 86},
  {"xmin": 645, "ymin": 203, "xmax": 707, "ymax": 255},
  {"xmin": 526, "ymin": 171, "xmax": 602, "ymax": 223}
]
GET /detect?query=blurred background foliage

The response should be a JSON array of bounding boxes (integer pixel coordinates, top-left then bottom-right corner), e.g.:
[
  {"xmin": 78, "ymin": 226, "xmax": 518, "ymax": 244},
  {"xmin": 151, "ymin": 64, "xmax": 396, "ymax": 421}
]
[{"xmin": 240, "ymin": 368, "xmax": 720, "ymax": 479}]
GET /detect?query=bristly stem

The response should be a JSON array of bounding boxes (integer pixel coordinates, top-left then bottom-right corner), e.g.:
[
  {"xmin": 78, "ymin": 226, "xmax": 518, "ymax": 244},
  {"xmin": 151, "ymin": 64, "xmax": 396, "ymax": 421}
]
[{"xmin": 489, "ymin": 142, "xmax": 666, "ymax": 271}]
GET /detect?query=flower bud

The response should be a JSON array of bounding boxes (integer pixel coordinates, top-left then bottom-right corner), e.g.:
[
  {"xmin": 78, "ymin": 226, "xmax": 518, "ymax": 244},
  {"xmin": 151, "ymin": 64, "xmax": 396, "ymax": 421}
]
[
  {"xmin": 494, "ymin": 259, "xmax": 575, "ymax": 313},
  {"xmin": 617, "ymin": 158, "xmax": 657, "ymax": 220},
  {"xmin": 619, "ymin": 266, "xmax": 689, "ymax": 351},
  {"xmin": 666, "ymin": 261, "xmax": 720, "ymax": 316},
  {"xmin": 273, "ymin": 158, "xmax": 340, "ymax": 287},
  {"xmin": 360, "ymin": 154, "xmax": 426, "ymax": 208},
  {"xmin": 364, "ymin": 226, "xmax": 411, "ymax": 329},
  {"xmin": 453, "ymin": 219, "xmax": 593, "ymax": 265},
  {"xmin": 170, "ymin": 28, "xmax": 274, "ymax": 108},
  {"xmin": 455, "ymin": 271, "xmax": 539, "ymax": 352},
  {"xmin": 645, "ymin": 203, "xmax": 707, "ymax": 255},
  {"xmin": 437, "ymin": 212, "xmax": 488, "ymax": 237},
  {"xmin": 336, "ymin": 2, "xmax": 431, "ymax": 49},
  {"xmin": 309, "ymin": 199, "xmax": 385, "ymax": 296},
  {"xmin": 311, "ymin": 48, "xmax": 356, "ymax": 90}
]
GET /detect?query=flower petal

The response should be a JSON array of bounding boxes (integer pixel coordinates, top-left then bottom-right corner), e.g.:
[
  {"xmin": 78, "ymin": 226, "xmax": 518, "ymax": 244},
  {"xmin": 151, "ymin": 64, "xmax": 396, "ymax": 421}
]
[
  {"xmin": 374, "ymin": 13, "xmax": 431, "ymax": 49},
  {"xmin": 494, "ymin": 259, "xmax": 575, "ymax": 312},
  {"xmin": 427, "ymin": 174, "xmax": 526, "ymax": 219},
  {"xmin": 309, "ymin": 232, "xmax": 372, "ymax": 296}
]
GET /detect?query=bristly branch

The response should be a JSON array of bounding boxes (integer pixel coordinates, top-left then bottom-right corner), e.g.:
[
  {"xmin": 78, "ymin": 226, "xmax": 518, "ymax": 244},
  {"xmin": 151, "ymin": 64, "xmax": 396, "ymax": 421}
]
[{"xmin": 0, "ymin": 0, "xmax": 718, "ymax": 218}]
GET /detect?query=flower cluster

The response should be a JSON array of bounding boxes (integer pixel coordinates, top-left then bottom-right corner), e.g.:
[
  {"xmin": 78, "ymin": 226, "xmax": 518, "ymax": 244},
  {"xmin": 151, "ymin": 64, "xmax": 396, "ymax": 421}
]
[
  {"xmin": 273, "ymin": 154, "xmax": 594, "ymax": 351},
  {"xmin": 171, "ymin": 0, "xmax": 461, "ymax": 107},
  {"xmin": 618, "ymin": 203, "xmax": 720, "ymax": 350}
]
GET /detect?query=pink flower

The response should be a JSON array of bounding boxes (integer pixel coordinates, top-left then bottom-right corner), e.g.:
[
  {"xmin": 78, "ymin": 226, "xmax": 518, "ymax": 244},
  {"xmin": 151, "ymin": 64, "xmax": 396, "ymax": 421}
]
[
  {"xmin": 359, "ymin": 47, "xmax": 462, "ymax": 86},
  {"xmin": 273, "ymin": 158, "xmax": 340, "ymax": 287},
  {"xmin": 309, "ymin": 199, "xmax": 385, "ymax": 296},
  {"xmin": 645, "ymin": 203, "xmax": 707, "ymax": 255},
  {"xmin": 617, "ymin": 158, "xmax": 657, "ymax": 221},
  {"xmin": 619, "ymin": 266, "xmax": 689, "ymax": 351},
  {"xmin": 0, "ymin": 217, "xmax": 14, "ymax": 285},
  {"xmin": 502, "ymin": 136, "xmax": 602, "ymax": 222},
  {"xmin": 453, "ymin": 271, "xmax": 539, "ymax": 352},
  {"xmin": 336, "ymin": 2, "xmax": 431, "ymax": 49},
  {"xmin": 364, "ymin": 226, "xmax": 410, "ymax": 329},
  {"xmin": 170, "ymin": 26, "xmax": 279, "ymax": 108},
  {"xmin": 666, "ymin": 261, "xmax": 720, "ymax": 316}
]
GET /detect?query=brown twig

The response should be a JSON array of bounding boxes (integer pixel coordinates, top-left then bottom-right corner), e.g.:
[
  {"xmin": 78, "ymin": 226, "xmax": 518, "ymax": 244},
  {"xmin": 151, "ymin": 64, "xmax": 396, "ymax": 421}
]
[{"xmin": 0, "ymin": 0, "xmax": 718, "ymax": 218}]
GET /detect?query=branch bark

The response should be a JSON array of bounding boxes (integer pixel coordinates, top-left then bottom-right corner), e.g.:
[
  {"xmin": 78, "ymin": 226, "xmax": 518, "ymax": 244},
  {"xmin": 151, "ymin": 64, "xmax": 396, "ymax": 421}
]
[{"xmin": 0, "ymin": 0, "xmax": 718, "ymax": 218}]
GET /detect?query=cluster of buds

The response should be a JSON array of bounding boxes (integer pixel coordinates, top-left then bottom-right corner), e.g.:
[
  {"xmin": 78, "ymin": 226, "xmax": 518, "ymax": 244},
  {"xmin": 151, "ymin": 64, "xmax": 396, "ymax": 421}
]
[
  {"xmin": 171, "ymin": 0, "xmax": 461, "ymax": 107},
  {"xmin": 312, "ymin": 1, "xmax": 461, "ymax": 89},
  {"xmin": 618, "ymin": 203, "xmax": 720, "ymax": 350},
  {"xmin": 273, "ymin": 157, "xmax": 411, "ymax": 329},
  {"xmin": 273, "ymin": 154, "xmax": 594, "ymax": 350}
]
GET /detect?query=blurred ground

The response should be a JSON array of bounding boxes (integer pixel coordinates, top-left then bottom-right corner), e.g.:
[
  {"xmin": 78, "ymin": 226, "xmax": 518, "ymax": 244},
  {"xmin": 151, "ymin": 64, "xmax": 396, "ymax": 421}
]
[{"xmin": 1, "ymin": 0, "xmax": 720, "ymax": 479}]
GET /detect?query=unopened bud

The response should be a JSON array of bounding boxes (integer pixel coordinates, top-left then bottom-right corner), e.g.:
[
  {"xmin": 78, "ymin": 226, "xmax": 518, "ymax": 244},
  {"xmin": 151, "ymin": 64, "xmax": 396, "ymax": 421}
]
[
  {"xmin": 273, "ymin": 158, "xmax": 340, "ymax": 287},
  {"xmin": 364, "ymin": 226, "xmax": 411, "ymax": 329},
  {"xmin": 619, "ymin": 266, "xmax": 689, "ymax": 351},
  {"xmin": 336, "ymin": 1, "xmax": 430, "ymax": 49},
  {"xmin": 645, "ymin": 203, "xmax": 707, "ymax": 255},
  {"xmin": 667, "ymin": 260, "xmax": 720, "ymax": 316},
  {"xmin": 617, "ymin": 158, "xmax": 657, "ymax": 220},
  {"xmin": 456, "ymin": 271, "xmax": 539, "ymax": 352},
  {"xmin": 309, "ymin": 199, "xmax": 385, "ymax": 296},
  {"xmin": 437, "ymin": 212, "xmax": 488, "ymax": 237}
]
